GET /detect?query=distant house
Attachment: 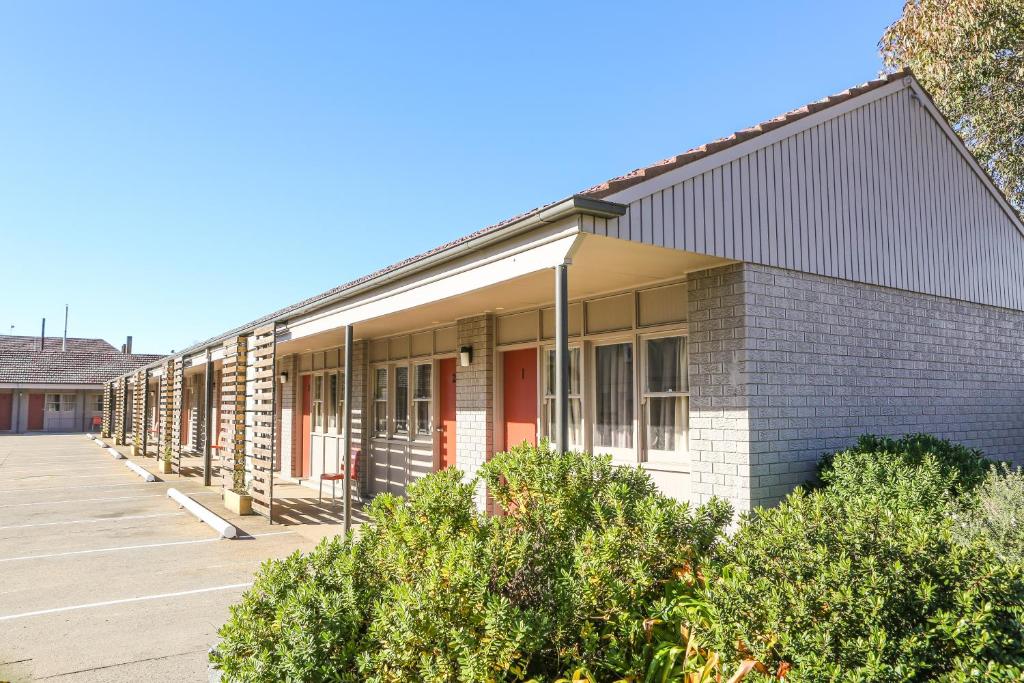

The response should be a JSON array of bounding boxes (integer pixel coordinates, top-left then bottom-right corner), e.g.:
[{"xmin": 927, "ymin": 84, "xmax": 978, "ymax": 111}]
[
  {"xmin": 105, "ymin": 70, "xmax": 1024, "ymax": 516},
  {"xmin": 0, "ymin": 335, "xmax": 161, "ymax": 433}
]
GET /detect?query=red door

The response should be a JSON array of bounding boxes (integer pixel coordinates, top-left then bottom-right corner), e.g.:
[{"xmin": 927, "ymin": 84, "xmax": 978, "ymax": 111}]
[
  {"xmin": 27, "ymin": 393, "xmax": 44, "ymax": 431},
  {"xmin": 438, "ymin": 358, "xmax": 457, "ymax": 470},
  {"xmin": 0, "ymin": 393, "xmax": 11, "ymax": 431},
  {"xmin": 299, "ymin": 375, "xmax": 312, "ymax": 478},
  {"xmin": 502, "ymin": 349, "xmax": 537, "ymax": 450}
]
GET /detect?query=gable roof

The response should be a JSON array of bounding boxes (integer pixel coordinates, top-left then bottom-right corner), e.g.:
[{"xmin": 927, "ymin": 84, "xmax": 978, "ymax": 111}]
[
  {"xmin": 124, "ymin": 68, "xmax": 1023, "ymax": 373},
  {"xmin": 0, "ymin": 335, "xmax": 163, "ymax": 386},
  {"xmin": 580, "ymin": 69, "xmax": 911, "ymax": 199}
]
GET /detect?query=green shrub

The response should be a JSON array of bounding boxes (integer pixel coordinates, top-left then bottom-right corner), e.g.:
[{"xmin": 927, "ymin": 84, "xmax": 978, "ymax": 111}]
[
  {"xmin": 211, "ymin": 443, "xmax": 732, "ymax": 682},
  {"xmin": 707, "ymin": 456, "xmax": 1024, "ymax": 681},
  {"xmin": 955, "ymin": 463, "xmax": 1024, "ymax": 565},
  {"xmin": 818, "ymin": 433, "xmax": 992, "ymax": 499}
]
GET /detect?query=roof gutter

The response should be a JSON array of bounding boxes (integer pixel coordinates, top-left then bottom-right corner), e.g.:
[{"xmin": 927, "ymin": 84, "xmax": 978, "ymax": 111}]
[{"xmin": 116, "ymin": 195, "xmax": 627, "ymax": 379}]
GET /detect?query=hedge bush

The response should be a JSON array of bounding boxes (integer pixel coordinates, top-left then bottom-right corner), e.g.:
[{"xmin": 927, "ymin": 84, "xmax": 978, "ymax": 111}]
[
  {"xmin": 211, "ymin": 443, "xmax": 732, "ymax": 682},
  {"xmin": 956, "ymin": 463, "xmax": 1024, "ymax": 565},
  {"xmin": 706, "ymin": 437, "xmax": 1024, "ymax": 681}
]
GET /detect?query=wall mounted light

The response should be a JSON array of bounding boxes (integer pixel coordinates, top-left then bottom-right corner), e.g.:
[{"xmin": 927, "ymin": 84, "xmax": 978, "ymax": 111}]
[
  {"xmin": 279, "ymin": 371, "xmax": 289, "ymax": 385},
  {"xmin": 459, "ymin": 346, "xmax": 473, "ymax": 367}
]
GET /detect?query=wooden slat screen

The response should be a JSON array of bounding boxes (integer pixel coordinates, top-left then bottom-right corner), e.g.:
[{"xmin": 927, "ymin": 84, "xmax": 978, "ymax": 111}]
[
  {"xmin": 249, "ymin": 324, "xmax": 275, "ymax": 517},
  {"xmin": 171, "ymin": 359, "xmax": 184, "ymax": 457},
  {"xmin": 132, "ymin": 371, "xmax": 145, "ymax": 454},
  {"xmin": 114, "ymin": 377, "xmax": 126, "ymax": 445},
  {"xmin": 220, "ymin": 336, "xmax": 247, "ymax": 492},
  {"xmin": 101, "ymin": 381, "xmax": 113, "ymax": 438},
  {"xmin": 161, "ymin": 360, "xmax": 175, "ymax": 461}
]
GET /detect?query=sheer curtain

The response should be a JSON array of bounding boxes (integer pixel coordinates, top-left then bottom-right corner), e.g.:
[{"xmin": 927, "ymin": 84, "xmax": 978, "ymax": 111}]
[
  {"xmin": 595, "ymin": 343, "xmax": 633, "ymax": 449},
  {"xmin": 646, "ymin": 337, "xmax": 682, "ymax": 450}
]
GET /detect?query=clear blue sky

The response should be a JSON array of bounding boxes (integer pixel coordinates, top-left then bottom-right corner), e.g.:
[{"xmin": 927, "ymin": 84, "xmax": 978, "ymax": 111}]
[{"xmin": 0, "ymin": 1, "xmax": 900, "ymax": 354}]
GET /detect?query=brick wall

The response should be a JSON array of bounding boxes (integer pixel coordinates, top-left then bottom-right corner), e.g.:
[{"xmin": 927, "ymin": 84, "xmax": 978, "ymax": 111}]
[
  {"xmin": 456, "ymin": 314, "xmax": 495, "ymax": 510},
  {"xmin": 689, "ymin": 262, "xmax": 1024, "ymax": 512},
  {"xmin": 350, "ymin": 339, "xmax": 369, "ymax": 500}
]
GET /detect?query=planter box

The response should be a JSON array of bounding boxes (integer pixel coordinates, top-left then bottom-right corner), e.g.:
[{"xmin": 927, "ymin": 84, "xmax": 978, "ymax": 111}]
[
  {"xmin": 224, "ymin": 489, "xmax": 253, "ymax": 516},
  {"xmin": 158, "ymin": 460, "xmax": 174, "ymax": 474}
]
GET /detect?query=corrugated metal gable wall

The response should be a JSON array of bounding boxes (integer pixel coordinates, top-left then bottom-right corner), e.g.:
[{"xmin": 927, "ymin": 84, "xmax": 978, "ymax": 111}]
[{"xmin": 583, "ymin": 86, "xmax": 1024, "ymax": 310}]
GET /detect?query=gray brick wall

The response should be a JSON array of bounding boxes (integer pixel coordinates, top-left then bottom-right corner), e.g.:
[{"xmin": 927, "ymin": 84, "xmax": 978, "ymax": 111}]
[
  {"xmin": 689, "ymin": 262, "xmax": 1024, "ymax": 512},
  {"xmin": 456, "ymin": 314, "xmax": 495, "ymax": 510}
]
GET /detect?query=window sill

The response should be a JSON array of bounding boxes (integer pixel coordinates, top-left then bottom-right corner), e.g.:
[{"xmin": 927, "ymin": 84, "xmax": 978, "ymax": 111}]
[{"xmin": 639, "ymin": 461, "xmax": 689, "ymax": 474}]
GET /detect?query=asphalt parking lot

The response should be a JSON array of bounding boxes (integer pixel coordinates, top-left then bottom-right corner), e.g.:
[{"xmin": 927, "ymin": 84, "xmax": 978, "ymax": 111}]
[{"xmin": 0, "ymin": 434, "xmax": 317, "ymax": 682}]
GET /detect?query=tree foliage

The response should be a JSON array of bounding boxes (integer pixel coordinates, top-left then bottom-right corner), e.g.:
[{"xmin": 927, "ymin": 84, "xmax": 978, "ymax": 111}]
[{"xmin": 880, "ymin": 0, "xmax": 1024, "ymax": 211}]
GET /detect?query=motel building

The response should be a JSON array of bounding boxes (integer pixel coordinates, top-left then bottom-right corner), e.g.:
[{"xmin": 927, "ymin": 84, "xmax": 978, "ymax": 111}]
[
  {"xmin": 102, "ymin": 70, "xmax": 1024, "ymax": 521},
  {"xmin": 0, "ymin": 335, "xmax": 160, "ymax": 434}
]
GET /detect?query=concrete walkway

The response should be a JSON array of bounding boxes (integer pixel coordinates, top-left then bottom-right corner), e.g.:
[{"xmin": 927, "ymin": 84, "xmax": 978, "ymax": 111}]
[{"xmin": 0, "ymin": 434, "xmax": 319, "ymax": 682}]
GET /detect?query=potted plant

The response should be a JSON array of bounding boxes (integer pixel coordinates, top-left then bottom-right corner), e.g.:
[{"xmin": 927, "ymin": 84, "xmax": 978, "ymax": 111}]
[
  {"xmin": 223, "ymin": 460, "xmax": 252, "ymax": 515},
  {"xmin": 159, "ymin": 444, "xmax": 174, "ymax": 474}
]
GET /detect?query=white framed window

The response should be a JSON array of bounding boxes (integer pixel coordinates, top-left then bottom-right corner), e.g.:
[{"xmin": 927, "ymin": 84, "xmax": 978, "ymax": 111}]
[
  {"xmin": 327, "ymin": 372, "xmax": 338, "ymax": 432},
  {"xmin": 92, "ymin": 394, "xmax": 104, "ymax": 412},
  {"xmin": 394, "ymin": 366, "xmax": 409, "ymax": 435},
  {"xmin": 46, "ymin": 394, "xmax": 76, "ymax": 412},
  {"xmin": 591, "ymin": 340, "xmax": 635, "ymax": 462},
  {"xmin": 373, "ymin": 367, "xmax": 388, "ymax": 436},
  {"xmin": 312, "ymin": 375, "xmax": 324, "ymax": 432},
  {"xmin": 641, "ymin": 335, "xmax": 688, "ymax": 465},
  {"xmin": 335, "ymin": 371, "xmax": 345, "ymax": 436},
  {"xmin": 413, "ymin": 363, "xmax": 432, "ymax": 438},
  {"xmin": 542, "ymin": 346, "xmax": 583, "ymax": 450}
]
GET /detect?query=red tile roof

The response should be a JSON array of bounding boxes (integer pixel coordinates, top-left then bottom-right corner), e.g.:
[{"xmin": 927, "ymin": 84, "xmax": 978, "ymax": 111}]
[
  {"xmin": 579, "ymin": 69, "xmax": 910, "ymax": 199},
  {"xmin": 130, "ymin": 70, "xmax": 914, "ymax": 367},
  {"xmin": 0, "ymin": 335, "xmax": 163, "ymax": 385}
]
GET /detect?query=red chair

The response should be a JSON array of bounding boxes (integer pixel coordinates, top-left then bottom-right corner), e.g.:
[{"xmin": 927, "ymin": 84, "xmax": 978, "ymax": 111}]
[
  {"xmin": 91, "ymin": 416, "xmax": 102, "ymax": 428},
  {"xmin": 319, "ymin": 450, "xmax": 361, "ymax": 505}
]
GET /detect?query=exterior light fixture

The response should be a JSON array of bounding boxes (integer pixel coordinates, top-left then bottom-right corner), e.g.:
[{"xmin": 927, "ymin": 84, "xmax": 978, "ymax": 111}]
[
  {"xmin": 459, "ymin": 346, "xmax": 473, "ymax": 367},
  {"xmin": 279, "ymin": 371, "xmax": 289, "ymax": 385}
]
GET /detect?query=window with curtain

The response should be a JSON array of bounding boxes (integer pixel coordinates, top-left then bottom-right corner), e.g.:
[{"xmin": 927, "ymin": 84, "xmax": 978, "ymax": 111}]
[
  {"xmin": 594, "ymin": 342, "xmax": 634, "ymax": 455},
  {"xmin": 394, "ymin": 366, "xmax": 409, "ymax": 435},
  {"xmin": 643, "ymin": 336, "xmax": 688, "ymax": 463},
  {"xmin": 313, "ymin": 375, "xmax": 324, "ymax": 431},
  {"xmin": 46, "ymin": 394, "xmax": 63, "ymax": 412},
  {"xmin": 335, "ymin": 371, "xmax": 345, "ymax": 436},
  {"xmin": 414, "ymin": 363, "xmax": 432, "ymax": 436},
  {"xmin": 542, "ymin": 347, "xmax": 582, "ymax": 449},
  {"xmin": 374, "ymin": 368, "xmax": 388, "ymax": 436},
  {"xmin": 327, "ymin": 373, "xmax": 338, "ymax": 432}
]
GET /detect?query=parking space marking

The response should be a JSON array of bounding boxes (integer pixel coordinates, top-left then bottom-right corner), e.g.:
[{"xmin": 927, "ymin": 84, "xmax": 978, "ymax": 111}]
[
  {"xmin": 0, "ymin": 512, "xmax": 183, "ymax": 531},
  {"xmin": 0, "ymin": 583, "xmax": 254, "ymax": 622},
  {"xmin": 0, "ymin": 482, "xmax": 144, "ymax": 493},
  {"xmin": 0, "ymin": 530, "xmax": 295, "ymax": 562},
  {"xmin": 0, "ymin": 494, "xmax": 165, "ymax": 508}
]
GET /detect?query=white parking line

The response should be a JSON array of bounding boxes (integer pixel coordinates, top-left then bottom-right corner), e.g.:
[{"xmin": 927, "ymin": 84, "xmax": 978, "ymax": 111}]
[
  {"xmin": 0, "ymin": 530, "xmax": 295, "ymax": 562},
  {"xmin": 0, "ymin": 512, "xmax": 183, "ymax": 531},
  {"xmin": 0, "ymin": 482, "xmax": 144, "ymax": 493},
  {"xmin": 0, "ymin": 494, "xmax": 165, "ymax": 508},
  {"xmin": 0, "ymin": 583, "xmax": 254, "ymax": 622},
  {"xmin": 3, "ymin": 473, "xmax": 126, "ymax": 481}
]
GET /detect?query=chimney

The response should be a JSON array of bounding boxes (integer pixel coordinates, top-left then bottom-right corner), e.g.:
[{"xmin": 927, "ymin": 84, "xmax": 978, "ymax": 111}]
[
  {"xmin": 125, "ymin": 335, "xmax": 133, "ymax": 355},
  {"xmin": 62, "ymin": 305, "xmax": 68, "ymax": 352},
  {"xmin": 40, "ymin": 318, "xmax": 45, "ymax": 351}
]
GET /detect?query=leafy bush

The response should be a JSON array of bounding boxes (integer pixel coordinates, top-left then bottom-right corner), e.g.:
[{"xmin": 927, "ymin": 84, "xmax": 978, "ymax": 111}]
[
  {"xmin": 817, "ymin": 433, "xmax": 992, "ymax": 499},
  {"xmin": 211, "ymin": 443, "xmax": 732, "ymax": 682},
  {"xmin": 707, "ymin": 443, "xmax": 1024, "ymax": 681},
  {"xmin": 955, "ymin": 463, "xmax": 1024, "ymax": 564}
]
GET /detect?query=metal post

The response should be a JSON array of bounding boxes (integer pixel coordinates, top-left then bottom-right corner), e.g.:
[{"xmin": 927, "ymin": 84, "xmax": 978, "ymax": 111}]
[
  {"xmin": 555, "ymin": 263, "xmax": 569, "ymax": 452},
  {"xmin": 203, "ymin": 353, "xmax": 214, "ymax": 486},
  {"xmin": 342, "ymin": 324, "xmax": 354, "ymax": 533}
]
